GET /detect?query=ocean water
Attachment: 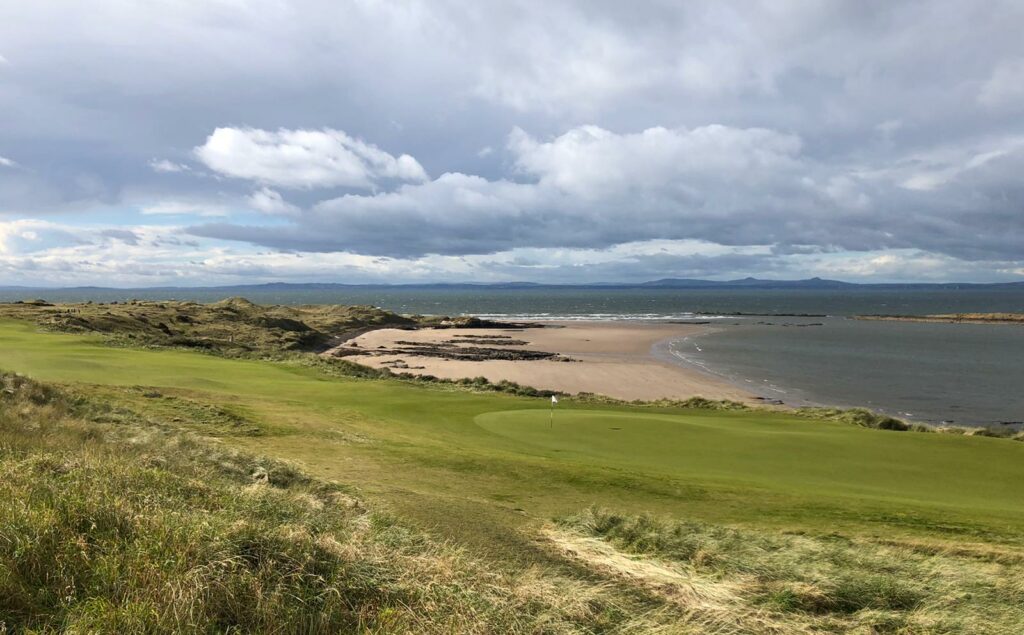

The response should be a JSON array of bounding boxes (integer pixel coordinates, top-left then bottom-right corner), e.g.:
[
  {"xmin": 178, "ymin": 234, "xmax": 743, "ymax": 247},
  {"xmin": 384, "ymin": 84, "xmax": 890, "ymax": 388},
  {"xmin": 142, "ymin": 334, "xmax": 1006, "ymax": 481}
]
[
  {"xmin": 664, "ymin": 316, "xmax": 1024, "ymax": 426},
  {"xmin": 2, "ymin": 286, "xmax": 1022, "ymax": 425}
]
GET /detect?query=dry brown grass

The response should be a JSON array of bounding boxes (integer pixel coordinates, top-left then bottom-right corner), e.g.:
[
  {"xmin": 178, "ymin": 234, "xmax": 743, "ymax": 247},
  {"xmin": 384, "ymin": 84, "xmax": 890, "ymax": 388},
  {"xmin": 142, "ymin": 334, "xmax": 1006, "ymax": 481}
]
[{"xmin": 558, "ymin": 508, "xmax": 1024, "ymax": 634}]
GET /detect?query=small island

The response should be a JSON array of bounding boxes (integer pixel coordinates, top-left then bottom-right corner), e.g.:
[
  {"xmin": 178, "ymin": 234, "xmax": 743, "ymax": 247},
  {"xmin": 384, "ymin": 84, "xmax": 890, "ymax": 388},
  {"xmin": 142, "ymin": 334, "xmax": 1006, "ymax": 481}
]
[{"xmin": 855, "ymin": 312, "xmax": 1024, "ymax": 324}]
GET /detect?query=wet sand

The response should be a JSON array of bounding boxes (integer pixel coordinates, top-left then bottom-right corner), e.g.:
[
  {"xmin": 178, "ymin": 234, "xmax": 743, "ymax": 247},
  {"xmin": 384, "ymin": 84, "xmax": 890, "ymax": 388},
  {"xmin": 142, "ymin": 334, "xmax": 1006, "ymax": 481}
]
[{"xmin": 331, "ymin": 321, "xmax": 759, "ymax": 403}]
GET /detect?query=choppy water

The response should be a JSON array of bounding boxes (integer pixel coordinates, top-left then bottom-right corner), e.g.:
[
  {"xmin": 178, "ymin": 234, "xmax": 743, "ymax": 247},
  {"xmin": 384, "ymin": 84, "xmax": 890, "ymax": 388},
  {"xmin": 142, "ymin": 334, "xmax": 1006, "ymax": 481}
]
[{"xmin": 2, "ymin": 286, "xmax": 1022, "ymax": 425}]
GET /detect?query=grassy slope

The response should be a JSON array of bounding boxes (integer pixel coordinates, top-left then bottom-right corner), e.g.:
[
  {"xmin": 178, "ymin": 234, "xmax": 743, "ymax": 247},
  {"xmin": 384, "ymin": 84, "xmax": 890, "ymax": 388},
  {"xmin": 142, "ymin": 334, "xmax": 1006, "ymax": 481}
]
[
  {"xmin": 0, "ymin": 297, "xmax": 416, "ymax": 354},
  {"xmin": 5, "ymin": 318, "xmax": 1024, "ymax": 632},
  {"xmin": 0, "ymin": 375, "xmax": 664, "ymax": 633},
  {"xmin": 2, "ymin": 317, "xmax": 1023, "ymax": 548}
]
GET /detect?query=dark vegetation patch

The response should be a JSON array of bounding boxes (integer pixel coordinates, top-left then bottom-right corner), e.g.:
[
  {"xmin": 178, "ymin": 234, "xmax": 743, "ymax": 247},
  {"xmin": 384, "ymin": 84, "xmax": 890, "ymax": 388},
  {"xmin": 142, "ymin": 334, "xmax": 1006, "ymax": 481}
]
[
  {"xmin": 796, "ymin": 407, "xmax": 911, "ymax": 431},
  {"xmin": 0, "ymin": 296, "xmax": 419, "ymax": 354},
  {"xmin": 856, "ymin": 312, "xmax": 1024, "ymax": 324},
  {"xmin": 0, "ymin": 298, "xmax": 543, "ymax": 361},
  {"xmin": 446, "ymin": 337, "xmax": 531, "ymax": 345},
  {"xmin": 333, "ymin": 341, "xmax": 564, "ymax": 361},
  {"xmin": 797, "ymin": 406, "xmax": 1024, "ymax": 440}
]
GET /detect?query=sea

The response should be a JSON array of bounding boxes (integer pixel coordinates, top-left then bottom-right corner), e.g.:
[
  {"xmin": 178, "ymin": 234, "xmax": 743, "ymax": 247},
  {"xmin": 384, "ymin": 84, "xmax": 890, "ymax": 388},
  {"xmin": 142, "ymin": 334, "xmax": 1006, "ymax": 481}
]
[{"xmin": 2, "ymin": 286, "xmax": 1022, "ymax": 427}]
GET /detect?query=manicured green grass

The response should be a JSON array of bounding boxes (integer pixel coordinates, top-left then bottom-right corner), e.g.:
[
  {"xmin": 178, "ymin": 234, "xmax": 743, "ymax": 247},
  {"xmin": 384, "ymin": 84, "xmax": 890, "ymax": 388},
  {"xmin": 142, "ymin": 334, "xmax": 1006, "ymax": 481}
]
[
  {"xmin": 476, "ymin": 409, "xmax": 1024, "ymax": 517},
  {"xmin": 3, "ymin": 317, "xmax": 1024, "ymax": 551}
]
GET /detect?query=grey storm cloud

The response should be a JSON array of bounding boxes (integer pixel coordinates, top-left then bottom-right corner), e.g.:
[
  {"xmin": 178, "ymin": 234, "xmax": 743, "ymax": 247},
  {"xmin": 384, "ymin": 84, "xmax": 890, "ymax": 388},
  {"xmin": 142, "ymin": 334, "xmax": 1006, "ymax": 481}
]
[{"xmin": 1, "ymin": 0, "xmax": 1024, "ymax": 281}]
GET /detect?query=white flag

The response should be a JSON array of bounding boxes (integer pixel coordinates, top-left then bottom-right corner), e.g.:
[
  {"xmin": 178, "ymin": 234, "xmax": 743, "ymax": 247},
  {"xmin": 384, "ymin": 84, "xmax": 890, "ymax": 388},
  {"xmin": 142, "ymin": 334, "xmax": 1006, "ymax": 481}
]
[{"xmin": 551, "ymin": 395, "xmax": 558, "ymax": 405}]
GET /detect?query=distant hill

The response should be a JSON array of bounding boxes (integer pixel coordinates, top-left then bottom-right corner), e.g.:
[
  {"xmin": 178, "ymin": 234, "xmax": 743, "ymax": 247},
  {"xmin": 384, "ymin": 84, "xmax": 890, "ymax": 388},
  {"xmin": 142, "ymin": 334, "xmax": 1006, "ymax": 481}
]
[
  {"xmin": 637, "ymin": 277, "xmax": 856, "ymax": 289},
  {"xmin": 2, "ymin": 278, "xmax": 1024, "ymax": 294}
]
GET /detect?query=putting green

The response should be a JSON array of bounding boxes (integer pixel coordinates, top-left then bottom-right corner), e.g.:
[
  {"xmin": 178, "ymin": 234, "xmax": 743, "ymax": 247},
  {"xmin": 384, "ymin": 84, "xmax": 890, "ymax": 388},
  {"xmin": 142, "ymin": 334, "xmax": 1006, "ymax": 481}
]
[{"xmin": 476, "ymin": 408, "xmax": 1024, "ymax": 515}]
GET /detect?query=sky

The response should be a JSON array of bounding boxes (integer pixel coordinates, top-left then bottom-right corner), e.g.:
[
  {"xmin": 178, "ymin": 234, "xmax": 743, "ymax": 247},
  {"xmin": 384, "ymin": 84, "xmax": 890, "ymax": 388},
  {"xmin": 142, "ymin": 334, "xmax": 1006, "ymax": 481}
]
[{"xmin": 1, "ymin": 0, "xmax": 1023, "ymax": 287}]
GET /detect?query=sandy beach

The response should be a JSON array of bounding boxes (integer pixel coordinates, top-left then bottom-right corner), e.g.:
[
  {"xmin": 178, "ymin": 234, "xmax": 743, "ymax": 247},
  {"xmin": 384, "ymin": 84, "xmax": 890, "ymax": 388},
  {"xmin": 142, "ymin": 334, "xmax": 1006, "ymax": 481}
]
[{"xmin": 330, "ymin": 321, "xmax": 759, "ymax": 403}]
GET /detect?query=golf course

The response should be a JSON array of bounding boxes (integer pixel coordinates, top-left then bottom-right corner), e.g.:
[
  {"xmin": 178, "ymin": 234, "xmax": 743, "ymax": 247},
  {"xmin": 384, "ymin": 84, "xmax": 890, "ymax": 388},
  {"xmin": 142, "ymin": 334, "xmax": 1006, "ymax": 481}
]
[{"xmin": 3, "ymin": 313, "xmax": 1024, "ymax": 632}]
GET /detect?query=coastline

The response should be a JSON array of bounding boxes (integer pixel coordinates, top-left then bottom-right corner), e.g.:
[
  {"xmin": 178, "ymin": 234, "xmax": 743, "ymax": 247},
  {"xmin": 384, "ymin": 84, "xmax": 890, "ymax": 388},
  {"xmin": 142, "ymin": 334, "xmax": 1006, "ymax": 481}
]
[
  {"xmin": 332, "ymin": 320, "xmax": 763, "ymax": 404},
  {"xmin": 855, "ymin": 313, "xmax": 1024, "ymax": 325}
]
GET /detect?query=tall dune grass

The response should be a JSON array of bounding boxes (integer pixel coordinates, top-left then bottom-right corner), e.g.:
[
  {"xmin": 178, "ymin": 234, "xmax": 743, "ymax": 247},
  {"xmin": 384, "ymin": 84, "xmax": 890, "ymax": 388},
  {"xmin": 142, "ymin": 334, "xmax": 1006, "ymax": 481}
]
[
  {"xmin": 0, "ymin": 373, "xmax": 662, "ymax": 634},
  {"xmin": 562, "ymin": 507, "xmax": 1024, "ymax": 634}
]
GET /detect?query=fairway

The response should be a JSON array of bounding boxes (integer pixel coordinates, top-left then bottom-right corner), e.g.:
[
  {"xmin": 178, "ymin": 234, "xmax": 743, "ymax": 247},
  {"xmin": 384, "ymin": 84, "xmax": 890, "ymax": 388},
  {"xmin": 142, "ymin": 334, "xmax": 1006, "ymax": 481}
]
[{"xmin": 3, "ymin": 318, "xmax": 1024, "ymax": 547}]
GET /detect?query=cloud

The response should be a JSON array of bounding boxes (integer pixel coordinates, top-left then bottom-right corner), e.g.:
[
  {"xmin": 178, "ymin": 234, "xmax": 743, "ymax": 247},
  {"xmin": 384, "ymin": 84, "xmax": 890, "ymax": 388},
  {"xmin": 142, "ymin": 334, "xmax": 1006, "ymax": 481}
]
[
  {"xmin": 141, "ymin": 200, "xmax": 229, "ymax": 217},
  {"xmin": 1, "ymin": 1, "xmax": 1024, "ymax": 282},
  {"xmin": 148, "ymin": 158, "xmax": 191, "ymax": 173},
  {"xmin": 99, "ymin": 228, "xmax": 140, "ymax": 245},
  {"xmin": 188, "ymin": 122, "xmax": 1024, "ymax": 269},
  {"xmin": 0, "ymin": 220, "xmax": 86, "ymax": 255},
  {"xmin": 897, "ymin": 138, "xmax": 1024, "ymax": 191},
  {"xmin": 2, "ymin": 220, "xmax": 1019, "ymax": 287},
  {"xmin": 508, "ymin": 124, "xmax": 802, "ymax": 197},
  {"xmin": 978, "ymin": 59, "xmax": 1024, "ymax": 109},
  {"xmin": 0, "ymin": 156, "xmax": 16, "ymax": 168},
  {"xmin": 193, "ymin": 127, "xmax": 429, "ymax": 189},
  {"xmin": 246, "ymin": 187, "xmax": 299, "ymax": 215},
  {"xmin": 189, "ymin": 123, "xmax": 828, "ymax": 257}
]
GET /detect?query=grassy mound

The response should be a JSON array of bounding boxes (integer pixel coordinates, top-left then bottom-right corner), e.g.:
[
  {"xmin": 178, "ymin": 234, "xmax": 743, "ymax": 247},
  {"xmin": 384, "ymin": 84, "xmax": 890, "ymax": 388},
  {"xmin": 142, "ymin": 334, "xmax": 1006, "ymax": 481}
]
[{"xmin": 0, "ymin": 298, "xmax": 416, "ymax": 355}]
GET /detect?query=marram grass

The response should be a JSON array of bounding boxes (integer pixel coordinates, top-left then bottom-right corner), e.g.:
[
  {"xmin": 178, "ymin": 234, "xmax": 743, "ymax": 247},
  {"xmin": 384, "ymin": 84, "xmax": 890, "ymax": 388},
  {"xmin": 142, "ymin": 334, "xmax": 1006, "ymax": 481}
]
[
  {"xmin": 560, "ymin": 507, "xmax": 1024, "ymax": 634},
  {"xmin": 0, "ymin": 374, "xmax": 661, "ymax": 634}
]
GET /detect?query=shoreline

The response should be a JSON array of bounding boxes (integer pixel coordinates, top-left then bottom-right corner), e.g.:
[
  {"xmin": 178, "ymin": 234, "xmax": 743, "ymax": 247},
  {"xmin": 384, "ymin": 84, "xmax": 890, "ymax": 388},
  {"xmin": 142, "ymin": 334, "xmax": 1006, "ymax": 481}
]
[
  {"xmin": 855, "ymin": 313, "xmax": 1024, "ymax": 325},
  {"xmin": 330, "ymin": 320, "xmax": 765, "ymax": 405},
  {"xmin": 648, "ymin": 327, "xmax": 824, "ymax": 410}
]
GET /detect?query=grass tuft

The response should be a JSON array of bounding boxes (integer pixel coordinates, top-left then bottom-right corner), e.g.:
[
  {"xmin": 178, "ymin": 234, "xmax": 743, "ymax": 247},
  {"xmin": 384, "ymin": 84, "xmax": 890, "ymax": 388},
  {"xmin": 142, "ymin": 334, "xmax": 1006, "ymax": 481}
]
[{"xmin": 560, "ymin": 507, "xmax": 1024, "ymax": 633}]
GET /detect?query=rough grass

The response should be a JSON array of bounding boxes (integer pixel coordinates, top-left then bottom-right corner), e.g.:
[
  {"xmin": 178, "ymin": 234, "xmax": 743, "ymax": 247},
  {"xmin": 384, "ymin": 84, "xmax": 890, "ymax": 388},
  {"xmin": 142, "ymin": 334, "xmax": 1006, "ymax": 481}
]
[
  {"xmin": 796, "ymin": 407, "xmax": 911, "ymax": 430},
  {"xmin": 12, "ymin": 370, "xmax": 1023, "ymax": 633},
  {"xmin": 797, "ymin": 406, "xmax": 1024, "ymax": 440},
  {"xmin": 0, "ymin": 373, "xmax": 671, "ymax": 634},
  {"xmin": 561, "ymin": 508, "xmax": 1024, "ymax": 634}
]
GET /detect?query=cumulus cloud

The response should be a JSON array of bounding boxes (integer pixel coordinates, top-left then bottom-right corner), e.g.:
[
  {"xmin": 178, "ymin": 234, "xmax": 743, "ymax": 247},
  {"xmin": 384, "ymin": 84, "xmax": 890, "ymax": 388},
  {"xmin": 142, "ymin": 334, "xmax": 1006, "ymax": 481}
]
[
  {"xmin": 189, "ymin": 123, "xmax": 845, "ymax": 256},
  {"xmin": 509, "ymin": 124, "xmax": 802, "ymax": 197},
  {"xmin": 193, "ymin": 127, "xmax": 429, "ymax": 189},
  {"xmin": 188, "ymin": 121, "xmax": 1024, "ymax": 269}
]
